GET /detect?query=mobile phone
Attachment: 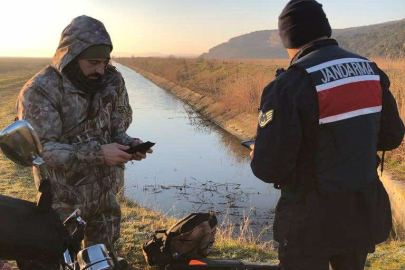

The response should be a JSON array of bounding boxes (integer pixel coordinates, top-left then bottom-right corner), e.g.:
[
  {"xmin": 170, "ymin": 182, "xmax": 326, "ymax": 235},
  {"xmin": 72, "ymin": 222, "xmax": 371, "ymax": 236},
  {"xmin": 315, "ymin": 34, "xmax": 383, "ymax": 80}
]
[
  {"xmin": 126, "ymin": 141, "xmax": 156, "ymax": 154},
  {"xmin": 241, "ymin": 140, "xmax": 255, "ymax": 150}
]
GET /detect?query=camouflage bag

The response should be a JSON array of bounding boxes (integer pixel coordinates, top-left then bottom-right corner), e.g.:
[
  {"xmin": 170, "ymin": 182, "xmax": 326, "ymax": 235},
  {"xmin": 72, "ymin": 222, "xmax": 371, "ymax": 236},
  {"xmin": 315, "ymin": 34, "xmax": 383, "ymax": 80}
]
[{"xmin": 143, "ymin": 213, "xmax": 217, "ymax": 266}]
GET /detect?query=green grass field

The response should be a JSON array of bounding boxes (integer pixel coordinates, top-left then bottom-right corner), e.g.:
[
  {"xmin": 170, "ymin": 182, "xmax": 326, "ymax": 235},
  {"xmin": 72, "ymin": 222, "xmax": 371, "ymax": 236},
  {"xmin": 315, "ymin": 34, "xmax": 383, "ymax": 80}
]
[{"xmin": 0, "ymin": 57, "xmax": 404, "ymax": 269}]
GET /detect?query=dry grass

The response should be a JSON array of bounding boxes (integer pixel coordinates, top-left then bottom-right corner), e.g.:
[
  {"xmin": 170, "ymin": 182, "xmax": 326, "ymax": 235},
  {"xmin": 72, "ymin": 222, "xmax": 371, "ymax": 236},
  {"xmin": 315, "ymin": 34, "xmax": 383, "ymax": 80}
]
[
  {"xmin": 116, "ymin": 196, "xmax": 278, "ymax": 268},
  {"xmin": 116, "ymin": 57, "xmax": 281, "ymax": 115},
  {"xmin": 372, "ymin": 59, "xmax": 405, "ymax": 180},
  {"xmin": 366, "ymin": 241, "xmax": 405, "ymax": 270},
  {"xmin": 0, "ymin": 57, "xmax": 50, "ymax": 76}
]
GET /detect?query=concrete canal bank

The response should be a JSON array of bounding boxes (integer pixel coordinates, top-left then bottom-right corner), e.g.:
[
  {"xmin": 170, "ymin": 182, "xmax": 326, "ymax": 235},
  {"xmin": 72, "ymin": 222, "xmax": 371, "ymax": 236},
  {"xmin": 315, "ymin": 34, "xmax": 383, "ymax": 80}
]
[{"xmin": 381, "ymin": 174, "xmax": 405, "ymax": 240}]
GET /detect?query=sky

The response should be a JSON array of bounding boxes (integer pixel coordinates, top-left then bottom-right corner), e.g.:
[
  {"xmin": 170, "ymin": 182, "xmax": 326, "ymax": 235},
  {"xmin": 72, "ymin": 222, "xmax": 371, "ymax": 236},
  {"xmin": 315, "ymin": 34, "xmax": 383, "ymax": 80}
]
[{"xmin": 1, "ymin": 0, "xmax": 404, "ymax": 58}]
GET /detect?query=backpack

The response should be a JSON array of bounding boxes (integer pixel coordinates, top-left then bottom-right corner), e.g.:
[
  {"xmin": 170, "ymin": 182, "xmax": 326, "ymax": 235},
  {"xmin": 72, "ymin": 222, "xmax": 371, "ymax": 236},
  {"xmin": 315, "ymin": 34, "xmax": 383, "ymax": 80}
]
[{"xmin": 143, "ymin": 212, "xmax": 217, "ymax": 266}]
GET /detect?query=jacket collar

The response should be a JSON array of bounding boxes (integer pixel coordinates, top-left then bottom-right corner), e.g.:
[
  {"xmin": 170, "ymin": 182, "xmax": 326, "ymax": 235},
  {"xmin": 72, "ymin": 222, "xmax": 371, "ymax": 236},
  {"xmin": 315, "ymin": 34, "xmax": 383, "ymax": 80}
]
[{"xmin": 290, "ymin": 39, "xmax": 339, "ymax": 65}]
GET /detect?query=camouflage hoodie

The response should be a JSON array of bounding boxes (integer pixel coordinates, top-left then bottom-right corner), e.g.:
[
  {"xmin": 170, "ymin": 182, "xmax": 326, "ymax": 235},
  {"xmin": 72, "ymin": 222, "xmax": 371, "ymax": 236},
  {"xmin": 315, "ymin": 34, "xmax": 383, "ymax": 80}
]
[{"xmin": 17, "ymin": 16, "xmax": 133, "ymax": 205}]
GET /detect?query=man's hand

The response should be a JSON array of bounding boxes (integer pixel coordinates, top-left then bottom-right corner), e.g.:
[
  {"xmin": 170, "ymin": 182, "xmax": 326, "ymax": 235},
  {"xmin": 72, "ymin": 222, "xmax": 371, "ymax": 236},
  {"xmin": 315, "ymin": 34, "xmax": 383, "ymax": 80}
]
[
  {"xmin": 101, "ymin": 143, "xmax": 132, "ymax": 166},
  {"xmin": 250, "ymin": 144, "xmax": 255, "ymax": 159},
  {"xmin": 131, "ymin": 139, "xmax": 153, "ymax": 161}
]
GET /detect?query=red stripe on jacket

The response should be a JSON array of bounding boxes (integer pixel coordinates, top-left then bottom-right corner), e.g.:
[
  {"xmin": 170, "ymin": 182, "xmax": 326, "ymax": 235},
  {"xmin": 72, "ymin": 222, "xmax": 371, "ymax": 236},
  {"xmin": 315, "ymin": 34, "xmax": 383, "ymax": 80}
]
[{"xmin": 318, "ymin": 80, "xmax": 382, "ymax": 119}]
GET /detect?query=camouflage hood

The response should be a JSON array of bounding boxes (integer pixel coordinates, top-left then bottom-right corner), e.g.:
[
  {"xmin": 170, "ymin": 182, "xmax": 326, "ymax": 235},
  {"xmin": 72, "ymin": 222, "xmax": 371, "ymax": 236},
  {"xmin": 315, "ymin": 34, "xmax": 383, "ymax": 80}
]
[{"xmin": 51, "ymin": 15, "xmax": 113, "ymax": 74}]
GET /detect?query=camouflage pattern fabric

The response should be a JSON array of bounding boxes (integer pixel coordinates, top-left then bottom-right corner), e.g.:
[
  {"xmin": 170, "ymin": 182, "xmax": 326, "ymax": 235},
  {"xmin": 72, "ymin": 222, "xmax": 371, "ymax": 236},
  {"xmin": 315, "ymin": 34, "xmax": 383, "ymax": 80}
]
[
  {"xmin": 114, "ymin": 165, "xmax": 126, "ymax": 194},
  {"xmin": 114, "ymin": 76, "xmax": 132, "ymax": 194},
  {"xmin": 55, "ymin": 192, "xmax": 121, "ymax": 251},
  {"xmin": 17, "ymin": 15, "xmax": 133, "ymax": 250}
]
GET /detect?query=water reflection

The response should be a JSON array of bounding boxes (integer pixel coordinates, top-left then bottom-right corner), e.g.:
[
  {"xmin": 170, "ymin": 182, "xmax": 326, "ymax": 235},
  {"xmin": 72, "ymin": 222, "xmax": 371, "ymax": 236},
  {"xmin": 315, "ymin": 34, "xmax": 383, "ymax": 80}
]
[
  {"xmin": 183, "ymin": 105, "xmax": 251, "ymax": 164},
  {"xmin": 115, "ymin": 63, "xmax": 280, "ymax": 240}
]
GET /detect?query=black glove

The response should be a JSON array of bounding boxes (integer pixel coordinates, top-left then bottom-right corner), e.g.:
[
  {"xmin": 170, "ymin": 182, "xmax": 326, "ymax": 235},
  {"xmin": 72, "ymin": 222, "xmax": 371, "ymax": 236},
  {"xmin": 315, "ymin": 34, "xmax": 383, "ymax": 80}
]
[{"xmin": 275, "ymin": 68, "xmax": 286, "ymax": 77}]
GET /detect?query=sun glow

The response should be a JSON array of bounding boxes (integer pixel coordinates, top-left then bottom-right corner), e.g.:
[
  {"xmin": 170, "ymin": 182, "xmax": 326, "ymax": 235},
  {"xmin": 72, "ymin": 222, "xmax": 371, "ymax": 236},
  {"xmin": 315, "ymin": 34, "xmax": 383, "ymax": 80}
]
[{"xmin": 1, "ymin": 0, "xmax": 404, "ymax": 58}]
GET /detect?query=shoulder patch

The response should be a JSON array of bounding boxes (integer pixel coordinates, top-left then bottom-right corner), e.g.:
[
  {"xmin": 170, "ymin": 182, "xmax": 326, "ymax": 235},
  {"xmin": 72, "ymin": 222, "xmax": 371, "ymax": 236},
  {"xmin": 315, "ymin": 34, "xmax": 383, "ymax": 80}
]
[{"xmin": 258, "ymin": 109, "xmax": 274, "ymax": 128}]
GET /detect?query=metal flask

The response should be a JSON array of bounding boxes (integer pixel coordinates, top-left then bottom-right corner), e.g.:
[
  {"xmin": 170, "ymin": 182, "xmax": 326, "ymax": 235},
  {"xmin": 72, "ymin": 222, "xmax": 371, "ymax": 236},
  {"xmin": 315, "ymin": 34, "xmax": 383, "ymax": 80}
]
[
  {"xmin": 0, "ymin": 120, "xmax": 43, "ymax": 167},
  {"xmin": 77, "ymin": 244, "xmax": 114, "ymax": 270}
]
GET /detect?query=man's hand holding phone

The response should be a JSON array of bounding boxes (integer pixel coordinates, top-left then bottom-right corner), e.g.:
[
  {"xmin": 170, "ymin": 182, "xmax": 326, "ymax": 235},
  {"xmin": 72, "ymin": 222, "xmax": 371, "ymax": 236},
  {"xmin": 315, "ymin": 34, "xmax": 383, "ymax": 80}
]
[
  {"xmin": 250, "ymin": 144, "xmax": 254, "ymax": 159},
  {"xmin": 101, "ymin": 143, "xmax": 132, "ymax": 166},
  {"xmin": 241, "ymin": 140, "xmax": 255, "ymax": 159},
  {"xmin": 128, "ymin": 139, "xmax": 154, "ymax": 161}
]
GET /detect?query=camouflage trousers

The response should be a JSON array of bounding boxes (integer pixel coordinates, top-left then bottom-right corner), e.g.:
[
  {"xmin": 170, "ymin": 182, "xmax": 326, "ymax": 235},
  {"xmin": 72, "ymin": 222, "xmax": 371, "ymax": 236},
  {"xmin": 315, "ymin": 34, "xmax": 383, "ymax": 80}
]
[
  {"xmin": 53, "ymin": 190, "xmax": 121, "ymax": 251},
  {"xmin": 51, "ymin": 165, "xmax": 125, "ymax": 251},
  {"xmin": 112, "ymin": 165, "xmax": 125, "ymax": 195}
]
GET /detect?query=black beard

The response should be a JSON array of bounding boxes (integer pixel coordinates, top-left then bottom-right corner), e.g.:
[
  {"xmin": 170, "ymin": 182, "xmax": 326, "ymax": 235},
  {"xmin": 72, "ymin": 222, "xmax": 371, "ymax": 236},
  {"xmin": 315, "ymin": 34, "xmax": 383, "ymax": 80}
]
[{"xmin": 63, "ymin": 60, "xmax": 106, "ymax": 95}]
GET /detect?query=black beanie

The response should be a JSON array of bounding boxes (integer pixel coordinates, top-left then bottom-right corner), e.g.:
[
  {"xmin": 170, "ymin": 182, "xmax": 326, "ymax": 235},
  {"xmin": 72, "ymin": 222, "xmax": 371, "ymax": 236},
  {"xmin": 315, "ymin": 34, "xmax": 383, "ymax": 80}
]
[{"xmin": 278, "ymin": 0, "xmax": 332, "ymax": 49}]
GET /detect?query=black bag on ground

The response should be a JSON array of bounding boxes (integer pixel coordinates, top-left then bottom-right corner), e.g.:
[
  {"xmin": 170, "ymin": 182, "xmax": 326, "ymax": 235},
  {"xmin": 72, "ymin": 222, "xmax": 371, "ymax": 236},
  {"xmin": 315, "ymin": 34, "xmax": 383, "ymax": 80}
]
[
  {"xmin": 0, "ymin": 194, "xmax": 68, "ymax": 264},
  {"xmin": 143, "ymin": 212, "xmax": 217, "ymax": 266}
]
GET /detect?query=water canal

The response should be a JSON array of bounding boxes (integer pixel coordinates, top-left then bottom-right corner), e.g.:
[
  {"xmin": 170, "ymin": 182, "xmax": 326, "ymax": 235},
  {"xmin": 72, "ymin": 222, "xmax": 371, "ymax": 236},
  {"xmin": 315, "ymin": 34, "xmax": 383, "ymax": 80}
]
[{"xmin": 115, "ymin": 63, "xmax": 280, "ymax": 239}]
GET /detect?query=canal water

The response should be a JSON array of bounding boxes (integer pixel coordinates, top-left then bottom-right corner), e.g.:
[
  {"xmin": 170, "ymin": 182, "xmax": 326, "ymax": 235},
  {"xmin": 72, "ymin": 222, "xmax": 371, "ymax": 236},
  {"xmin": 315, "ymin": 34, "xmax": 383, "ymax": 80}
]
[{"xmin": 115, "ymin": 63, "xmax": 280, "ymax": 239}]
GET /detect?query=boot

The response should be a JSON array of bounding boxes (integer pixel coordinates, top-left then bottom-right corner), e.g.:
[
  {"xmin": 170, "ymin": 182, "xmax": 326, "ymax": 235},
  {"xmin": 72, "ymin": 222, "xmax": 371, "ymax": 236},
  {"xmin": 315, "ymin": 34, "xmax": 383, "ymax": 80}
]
[
  {"xmin": 109, "ymin": 251, "xmax": 128, "ymax": 270},
  {"xmin": 117, "ymin": 257, "xmax": 128, "ymax": 270}
]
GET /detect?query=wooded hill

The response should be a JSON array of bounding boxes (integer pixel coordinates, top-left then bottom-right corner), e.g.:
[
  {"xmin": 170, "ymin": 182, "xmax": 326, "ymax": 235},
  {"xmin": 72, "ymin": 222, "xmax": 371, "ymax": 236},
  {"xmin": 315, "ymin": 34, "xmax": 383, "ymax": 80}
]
[{"xmin": 200, "ymin": 19, "xmax": 405, "ymax": 59}]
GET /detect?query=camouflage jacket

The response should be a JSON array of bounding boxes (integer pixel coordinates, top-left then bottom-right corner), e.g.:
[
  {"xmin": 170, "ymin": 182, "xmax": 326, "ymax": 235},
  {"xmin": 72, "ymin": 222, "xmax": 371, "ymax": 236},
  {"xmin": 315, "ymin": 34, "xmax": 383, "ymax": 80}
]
[{"xmin": 17, "ymin": 16, "xmax": 133, "ymax": 202}]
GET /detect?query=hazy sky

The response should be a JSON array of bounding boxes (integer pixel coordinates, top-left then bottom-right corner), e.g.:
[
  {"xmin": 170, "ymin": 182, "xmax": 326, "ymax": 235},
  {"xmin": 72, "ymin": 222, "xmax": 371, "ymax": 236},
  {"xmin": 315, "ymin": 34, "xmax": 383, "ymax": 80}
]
[{"xmin": 1, "ymin": 0, "xmax": 404, "ymax": 57}]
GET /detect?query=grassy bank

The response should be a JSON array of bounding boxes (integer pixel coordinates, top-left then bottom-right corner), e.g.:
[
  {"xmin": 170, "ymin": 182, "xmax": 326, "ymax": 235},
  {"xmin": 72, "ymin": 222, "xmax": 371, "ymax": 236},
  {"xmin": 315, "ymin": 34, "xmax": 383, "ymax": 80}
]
[
  {"xmin": 1, "ymin": 58, "xmax": 405, "ymax": 269},
  {"xmin": 115, "ymin": 57, "xmax": 405, "ymax": 181}
]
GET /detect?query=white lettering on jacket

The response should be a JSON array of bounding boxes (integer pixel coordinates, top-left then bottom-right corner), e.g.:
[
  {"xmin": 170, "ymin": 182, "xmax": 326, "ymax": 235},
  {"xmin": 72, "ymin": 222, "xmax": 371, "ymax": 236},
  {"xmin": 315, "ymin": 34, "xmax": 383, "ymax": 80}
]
[{"xmin": 320, "ymin": 61, "xmax": 375, "ymax": 84}]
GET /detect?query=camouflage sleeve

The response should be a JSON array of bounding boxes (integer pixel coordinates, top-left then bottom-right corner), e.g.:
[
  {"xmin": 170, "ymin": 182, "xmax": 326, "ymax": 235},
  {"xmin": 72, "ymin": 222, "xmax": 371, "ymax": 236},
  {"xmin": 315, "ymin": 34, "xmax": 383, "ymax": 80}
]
[
  {"xmin": 111, "ymin": 75, "xmax": 135, "ymax": 146},
  {"xmin": 17, "ymin": 84, "xmax": 105, "ymax": 172},
  {"xmin": 117, "ymin": 75, "xmax": 133, "ymax": 131},
  {"xmin": 111, "ymin": 111, "xmax": 135, "ymax": 146}
]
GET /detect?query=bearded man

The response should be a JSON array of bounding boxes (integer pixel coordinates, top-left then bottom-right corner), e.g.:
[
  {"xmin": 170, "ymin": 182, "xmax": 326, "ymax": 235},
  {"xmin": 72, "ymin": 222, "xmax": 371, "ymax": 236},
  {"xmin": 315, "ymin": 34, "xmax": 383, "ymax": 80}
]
[{"xmin": 17, "ymin": 15, "xmax": 150, "ymax": 263}]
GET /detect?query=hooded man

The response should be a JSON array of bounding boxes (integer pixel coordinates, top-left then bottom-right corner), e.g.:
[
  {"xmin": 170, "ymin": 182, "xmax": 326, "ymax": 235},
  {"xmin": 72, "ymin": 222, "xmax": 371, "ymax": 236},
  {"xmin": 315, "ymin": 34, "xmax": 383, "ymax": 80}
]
[
  {"xmin": 250, "ymin": 0, "xmax": 404, "ymax": 269},
  {"xmin": 17, "ymin": 15, "xmax": 150, "ymax": 261}
]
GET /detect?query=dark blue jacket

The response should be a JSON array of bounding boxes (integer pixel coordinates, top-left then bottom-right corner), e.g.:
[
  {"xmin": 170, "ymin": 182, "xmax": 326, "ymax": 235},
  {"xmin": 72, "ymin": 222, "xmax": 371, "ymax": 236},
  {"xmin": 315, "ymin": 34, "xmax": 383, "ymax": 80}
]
[
  {"xmin": 251, "ymin": 39, "xmax": 404, "ymax": 254},
  {"xmin": 251, "ymin": 38, "xmax": 404, "ymax": 195}
]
